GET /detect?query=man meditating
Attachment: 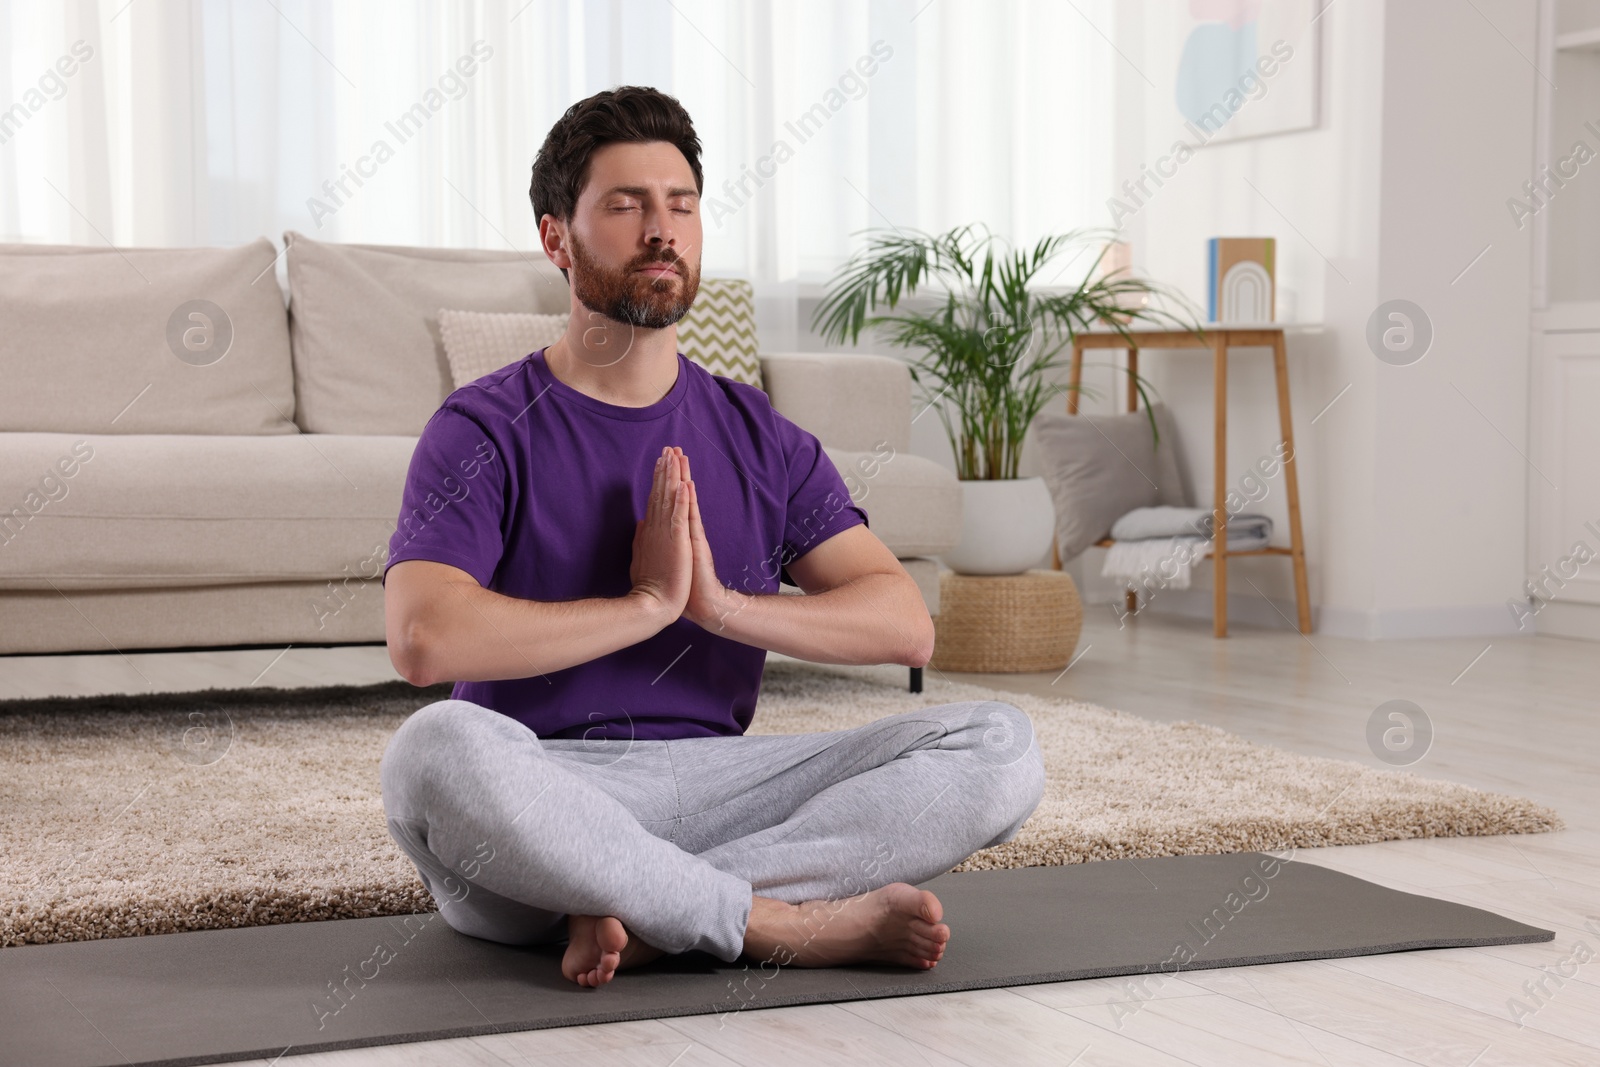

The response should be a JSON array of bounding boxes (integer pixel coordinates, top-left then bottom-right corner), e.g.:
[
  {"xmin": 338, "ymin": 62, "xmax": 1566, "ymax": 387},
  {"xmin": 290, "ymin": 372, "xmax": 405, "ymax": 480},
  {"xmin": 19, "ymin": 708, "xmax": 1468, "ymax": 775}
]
[{"xmin": 378, "ymin": 85, "xmax": 1046, "ymax": 989}]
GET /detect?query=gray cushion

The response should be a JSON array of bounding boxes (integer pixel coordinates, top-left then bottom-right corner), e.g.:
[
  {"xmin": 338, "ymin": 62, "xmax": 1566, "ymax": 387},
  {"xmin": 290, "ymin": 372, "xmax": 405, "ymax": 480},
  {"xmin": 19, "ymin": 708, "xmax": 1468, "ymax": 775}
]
[
  {"xmin": 283, "ymin": 231, "xmax": 570, "ymax": 436},
  {"xmin": 1033, "ymin": 403, "xmax": 1187, "ymax": 563},
  {"xmin": 0, "ymin": 239, "xmax": 297, "ymax": 435}
]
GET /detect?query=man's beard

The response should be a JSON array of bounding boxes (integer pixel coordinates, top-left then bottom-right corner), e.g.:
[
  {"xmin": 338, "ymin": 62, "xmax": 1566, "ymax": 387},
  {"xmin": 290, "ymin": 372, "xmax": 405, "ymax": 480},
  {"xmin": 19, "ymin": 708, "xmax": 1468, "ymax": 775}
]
[{"xmin": 568, "ymin": 231, "xmax": 700, "ymax": 330}]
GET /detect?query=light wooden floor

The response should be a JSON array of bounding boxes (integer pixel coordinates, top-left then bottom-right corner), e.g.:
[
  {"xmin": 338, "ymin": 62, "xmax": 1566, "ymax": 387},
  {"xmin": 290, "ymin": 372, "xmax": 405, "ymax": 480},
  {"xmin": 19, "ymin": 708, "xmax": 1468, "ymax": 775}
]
[{"xmin": 4, "ymin": 611, "xmax": 1597, "ymax": 1067}]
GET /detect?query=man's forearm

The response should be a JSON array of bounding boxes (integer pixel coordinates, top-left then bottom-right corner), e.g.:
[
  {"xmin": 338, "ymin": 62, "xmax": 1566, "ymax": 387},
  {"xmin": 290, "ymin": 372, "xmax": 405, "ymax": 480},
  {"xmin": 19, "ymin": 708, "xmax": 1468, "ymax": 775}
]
[
  {"xmin": 698, "ymin": 571, "xmax": 933, "ymax": 667},
  {"xmin": 410, "ymin": 579, "xmax": 670, "ymax": 685}
]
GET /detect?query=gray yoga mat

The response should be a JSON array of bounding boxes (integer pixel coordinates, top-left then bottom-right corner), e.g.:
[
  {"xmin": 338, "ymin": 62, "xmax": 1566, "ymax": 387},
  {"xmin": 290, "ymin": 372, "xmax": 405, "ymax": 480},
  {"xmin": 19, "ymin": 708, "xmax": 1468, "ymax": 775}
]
[{"xmin": 1, "ymin": 851, "xmax": 1553, "ymax": 1067}]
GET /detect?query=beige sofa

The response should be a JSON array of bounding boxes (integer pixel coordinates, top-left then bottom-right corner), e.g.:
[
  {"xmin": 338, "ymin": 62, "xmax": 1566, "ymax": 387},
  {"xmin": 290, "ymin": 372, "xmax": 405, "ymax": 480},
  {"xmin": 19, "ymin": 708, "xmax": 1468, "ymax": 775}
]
[{"xmin": 0, "ymin": 234, "xmax": 961, "ymax": 689}]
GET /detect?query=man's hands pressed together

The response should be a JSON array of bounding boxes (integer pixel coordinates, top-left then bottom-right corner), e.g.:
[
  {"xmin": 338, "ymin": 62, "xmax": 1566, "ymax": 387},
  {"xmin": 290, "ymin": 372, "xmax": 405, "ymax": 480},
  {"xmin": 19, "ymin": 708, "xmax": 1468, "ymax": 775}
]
[
  {"xmin": 681, "ymin": 450, "xmax": 750, "ymax": 630},
  {"xmin": 628, "ymin": 445, "xmax": 743, "ymax": 632},
  {"xmin": 627, "ymin": 446, "xmax": 692, "ymax": 621},
  {"xmin": 625, "ymin": 443, "xmax": 931, "ymax": 665}
]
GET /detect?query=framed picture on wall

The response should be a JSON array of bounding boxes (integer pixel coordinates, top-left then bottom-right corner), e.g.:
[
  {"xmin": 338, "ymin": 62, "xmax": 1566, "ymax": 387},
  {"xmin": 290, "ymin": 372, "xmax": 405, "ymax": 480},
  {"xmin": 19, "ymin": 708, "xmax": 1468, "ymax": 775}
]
[{"xmin": 1167, "ymin": 0, "xmax": 1324, "ymax": 144}]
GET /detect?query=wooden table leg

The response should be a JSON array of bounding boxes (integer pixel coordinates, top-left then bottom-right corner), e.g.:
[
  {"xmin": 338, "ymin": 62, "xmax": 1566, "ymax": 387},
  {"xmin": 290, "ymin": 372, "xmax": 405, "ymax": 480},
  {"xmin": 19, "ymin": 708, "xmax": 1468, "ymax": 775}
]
[
  {"xmin": 1126, "ymin": 346, "xmax": 1140, "ymax": 618},
  {"xmin": 1273, "ymin": 332, "xmax": 1312, "ymax": 633},
  {"xmin": 1053, "ymin": 339, "xmax": 1088, "ymax": 572},
  {"xmin": 1067, "ymin": 338, "xmax": 1086, "ymax": 415},
  {"xmin": 1213, "ymin": 334, "xmax": 1229, "ymax": 638}
]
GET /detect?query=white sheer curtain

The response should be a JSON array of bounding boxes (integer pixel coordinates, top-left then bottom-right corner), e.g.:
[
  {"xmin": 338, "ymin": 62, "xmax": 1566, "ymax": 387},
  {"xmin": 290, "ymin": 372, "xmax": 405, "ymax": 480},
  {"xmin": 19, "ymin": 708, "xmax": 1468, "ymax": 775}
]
[{"xmin": 2, "ymin": 0, "xmax": 1116, "ymax": 289}]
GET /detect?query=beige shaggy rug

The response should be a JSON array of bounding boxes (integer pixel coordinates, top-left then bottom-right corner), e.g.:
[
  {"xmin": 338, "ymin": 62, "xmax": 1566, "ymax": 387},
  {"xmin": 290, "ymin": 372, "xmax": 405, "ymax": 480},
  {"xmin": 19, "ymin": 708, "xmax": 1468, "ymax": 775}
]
[{"xmin": 1, "ymin": 661, "xmax": 1561, "ymax": 948}]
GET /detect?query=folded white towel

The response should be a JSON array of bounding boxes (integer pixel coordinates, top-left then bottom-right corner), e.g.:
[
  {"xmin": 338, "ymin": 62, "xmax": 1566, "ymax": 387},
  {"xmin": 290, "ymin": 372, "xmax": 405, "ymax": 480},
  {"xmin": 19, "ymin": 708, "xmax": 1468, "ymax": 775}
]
[
  {"xmin": 1101, "ymin": 536, "xmax": 1212, "ymax": 591},
  {"xmin": 1111, "ymin": 505, "xmax": 1272, "ymax": 547}
]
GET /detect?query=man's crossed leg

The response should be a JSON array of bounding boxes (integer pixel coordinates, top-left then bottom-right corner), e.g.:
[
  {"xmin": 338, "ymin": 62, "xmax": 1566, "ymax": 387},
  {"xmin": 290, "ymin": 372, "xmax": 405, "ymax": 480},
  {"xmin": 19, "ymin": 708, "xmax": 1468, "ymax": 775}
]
[{"xmin": 379, "ymin": 696, "xmax": 1047, "ymax": 985}]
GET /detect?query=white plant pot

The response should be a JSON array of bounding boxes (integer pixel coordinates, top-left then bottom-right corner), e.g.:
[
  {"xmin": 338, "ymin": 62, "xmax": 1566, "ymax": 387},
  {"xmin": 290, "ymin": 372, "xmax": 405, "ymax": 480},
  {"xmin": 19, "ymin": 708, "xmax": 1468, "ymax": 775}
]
[{"xmin": 941, "ymin": 476, "xmax": 1057, "ymax": 576}]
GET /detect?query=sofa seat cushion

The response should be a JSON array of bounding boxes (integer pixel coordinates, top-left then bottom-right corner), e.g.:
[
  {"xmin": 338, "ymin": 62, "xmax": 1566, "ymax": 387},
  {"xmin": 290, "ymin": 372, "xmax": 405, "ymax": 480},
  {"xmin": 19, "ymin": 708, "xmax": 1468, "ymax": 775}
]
[
  {"xmin": 0, "ymin": 238, "xmax": 297, "ymax": 435},
  {"xmin": 0, "ymin": 435, "xmax": 961, "ymax": 592},
  {"xmin": 0, "ymin": 433, "xmax": 414, "ymax": 590},
  {"xmin": 822, "ymin": 447, "xmax": 962, "ymax": 558}
]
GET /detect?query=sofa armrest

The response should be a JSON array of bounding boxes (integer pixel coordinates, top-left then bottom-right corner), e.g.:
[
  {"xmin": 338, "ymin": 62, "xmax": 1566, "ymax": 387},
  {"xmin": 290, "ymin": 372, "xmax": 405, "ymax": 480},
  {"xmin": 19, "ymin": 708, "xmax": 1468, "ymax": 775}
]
[{"xmin": 759, "ymin": 351, "xmax": 912, "ymax": 454}]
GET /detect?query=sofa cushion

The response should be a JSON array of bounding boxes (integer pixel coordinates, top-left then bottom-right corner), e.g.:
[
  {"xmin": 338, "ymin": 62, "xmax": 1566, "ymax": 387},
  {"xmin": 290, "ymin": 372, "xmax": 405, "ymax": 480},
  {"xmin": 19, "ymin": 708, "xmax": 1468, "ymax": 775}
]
[
  {"xmin": 0, "ymin": 431, "xmax": 962, "ymax": 592},
  {"xmin": 0, "ymin": 432, "xmax": 414, "ymax": 591},
  {"xmin": 760, "ymin": 352, "xmax": 913, "ymax": 454},
  {"xmin": 675, "ymin": 277, "xmax": 763, "ymax": 387},
  {"xmin": 0, "ymin": 581, "xmax": 389, "ymax": 655},
  {"xmin": 283, "ymin": 231, "xmax": 570, "ymax": 436},
  {"xmin": 0, "ymin": 239, "xmax": 296, "ymax": 435},
  {"xmin": 822, "ymin": 446, "xmax": 962, "ymax": 558},
  {"xmin": 440, "ymin": 309, "xmax": 568, "ymax": 389}
]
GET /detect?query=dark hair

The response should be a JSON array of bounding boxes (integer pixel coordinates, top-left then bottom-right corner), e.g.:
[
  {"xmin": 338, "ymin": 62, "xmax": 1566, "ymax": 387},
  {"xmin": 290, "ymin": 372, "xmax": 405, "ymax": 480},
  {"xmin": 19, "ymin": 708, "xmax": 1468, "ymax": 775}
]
[{"xmin": 529, "ymin": 86, "xmax": 704, "ymax": 282}]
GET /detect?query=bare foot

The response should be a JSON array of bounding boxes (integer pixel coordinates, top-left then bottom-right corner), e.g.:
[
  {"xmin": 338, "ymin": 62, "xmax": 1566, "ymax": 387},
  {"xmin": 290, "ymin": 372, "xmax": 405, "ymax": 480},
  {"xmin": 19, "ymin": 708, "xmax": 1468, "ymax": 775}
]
[
  {"xmin": 561, "ymin": 914, "xmax": 668, "ymax": 987},
  {"xmin": 741, "ymin": 883, "xmax": 951, "ymax": 970}
]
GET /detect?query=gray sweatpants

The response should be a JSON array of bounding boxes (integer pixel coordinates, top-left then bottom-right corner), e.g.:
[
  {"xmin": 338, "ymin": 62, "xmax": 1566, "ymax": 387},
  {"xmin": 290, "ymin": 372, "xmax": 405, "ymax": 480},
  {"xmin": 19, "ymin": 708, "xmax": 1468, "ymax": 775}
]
[{"xmin": 378, "ymin": 695, "xmax": 1047, "ymax": 963}]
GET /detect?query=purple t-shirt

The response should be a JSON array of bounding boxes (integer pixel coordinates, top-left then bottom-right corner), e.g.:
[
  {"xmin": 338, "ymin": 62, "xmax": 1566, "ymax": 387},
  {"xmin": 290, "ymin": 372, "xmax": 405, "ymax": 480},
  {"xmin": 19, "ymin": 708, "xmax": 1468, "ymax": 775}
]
[{"xmin": 383, "ymin": 347, "xmax": 868, "ymax": 741}]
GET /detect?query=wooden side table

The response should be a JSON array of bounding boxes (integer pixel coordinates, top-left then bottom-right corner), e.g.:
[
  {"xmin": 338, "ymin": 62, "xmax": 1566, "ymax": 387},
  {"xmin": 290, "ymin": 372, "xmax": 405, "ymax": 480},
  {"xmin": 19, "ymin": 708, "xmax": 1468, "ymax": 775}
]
[{"xmin": 1048, "ymin": 325, "xmax": 1312, "ymax": 638}]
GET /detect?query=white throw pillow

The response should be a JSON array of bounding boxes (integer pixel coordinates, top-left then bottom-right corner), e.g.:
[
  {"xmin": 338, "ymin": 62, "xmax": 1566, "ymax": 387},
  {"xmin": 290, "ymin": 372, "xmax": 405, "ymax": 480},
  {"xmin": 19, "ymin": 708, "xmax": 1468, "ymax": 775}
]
[{"xmin": 438, "ymin": 309, "xmax": 569, "ymax": 389}]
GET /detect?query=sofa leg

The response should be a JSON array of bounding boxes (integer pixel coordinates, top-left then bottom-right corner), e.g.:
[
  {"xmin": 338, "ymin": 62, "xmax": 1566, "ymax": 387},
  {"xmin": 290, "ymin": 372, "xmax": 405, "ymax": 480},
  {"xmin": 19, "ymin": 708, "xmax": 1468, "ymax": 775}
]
[{"xmin": 908, "ymin": 666, "xmax": 923, "ymax": 694}]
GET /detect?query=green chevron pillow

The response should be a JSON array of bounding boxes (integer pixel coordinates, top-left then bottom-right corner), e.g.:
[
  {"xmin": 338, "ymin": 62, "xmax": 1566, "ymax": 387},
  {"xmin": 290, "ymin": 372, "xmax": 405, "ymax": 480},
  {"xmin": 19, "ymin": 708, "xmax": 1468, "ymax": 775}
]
[{"xmin": 677, "ymin": 277, "xmax": 763, "ymax": 388}]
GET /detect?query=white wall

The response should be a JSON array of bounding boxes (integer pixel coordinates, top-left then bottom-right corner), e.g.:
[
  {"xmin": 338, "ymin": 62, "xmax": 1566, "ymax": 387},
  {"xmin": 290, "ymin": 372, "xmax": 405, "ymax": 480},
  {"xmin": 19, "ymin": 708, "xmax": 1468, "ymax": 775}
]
[
  {"xmin": 1064, "ymin": 0, "xmax": 1388, "ymax": 634},
  {"xmin": 1094, "ymin": 0, "xmax": 1535, "ymax": 638},
  {"xmin": 1369, "ymin": 0, "xmax": 1536, "ymax": 636}
]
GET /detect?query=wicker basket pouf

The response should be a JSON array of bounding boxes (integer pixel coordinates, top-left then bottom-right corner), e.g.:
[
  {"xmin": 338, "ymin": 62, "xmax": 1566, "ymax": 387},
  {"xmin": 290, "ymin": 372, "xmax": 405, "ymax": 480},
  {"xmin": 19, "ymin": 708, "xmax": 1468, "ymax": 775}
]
[{"xmin": 930, "ymin": 568, "xmax": 1083, "ymax": 673}]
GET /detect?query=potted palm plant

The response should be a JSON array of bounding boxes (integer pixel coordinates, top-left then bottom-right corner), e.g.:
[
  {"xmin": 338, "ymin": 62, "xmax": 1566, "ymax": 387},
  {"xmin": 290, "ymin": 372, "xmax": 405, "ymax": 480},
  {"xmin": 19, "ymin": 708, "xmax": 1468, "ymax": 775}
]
[{"xmin": 812, "ymin": 223, "xmax": 1199, "ymax": 575}]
